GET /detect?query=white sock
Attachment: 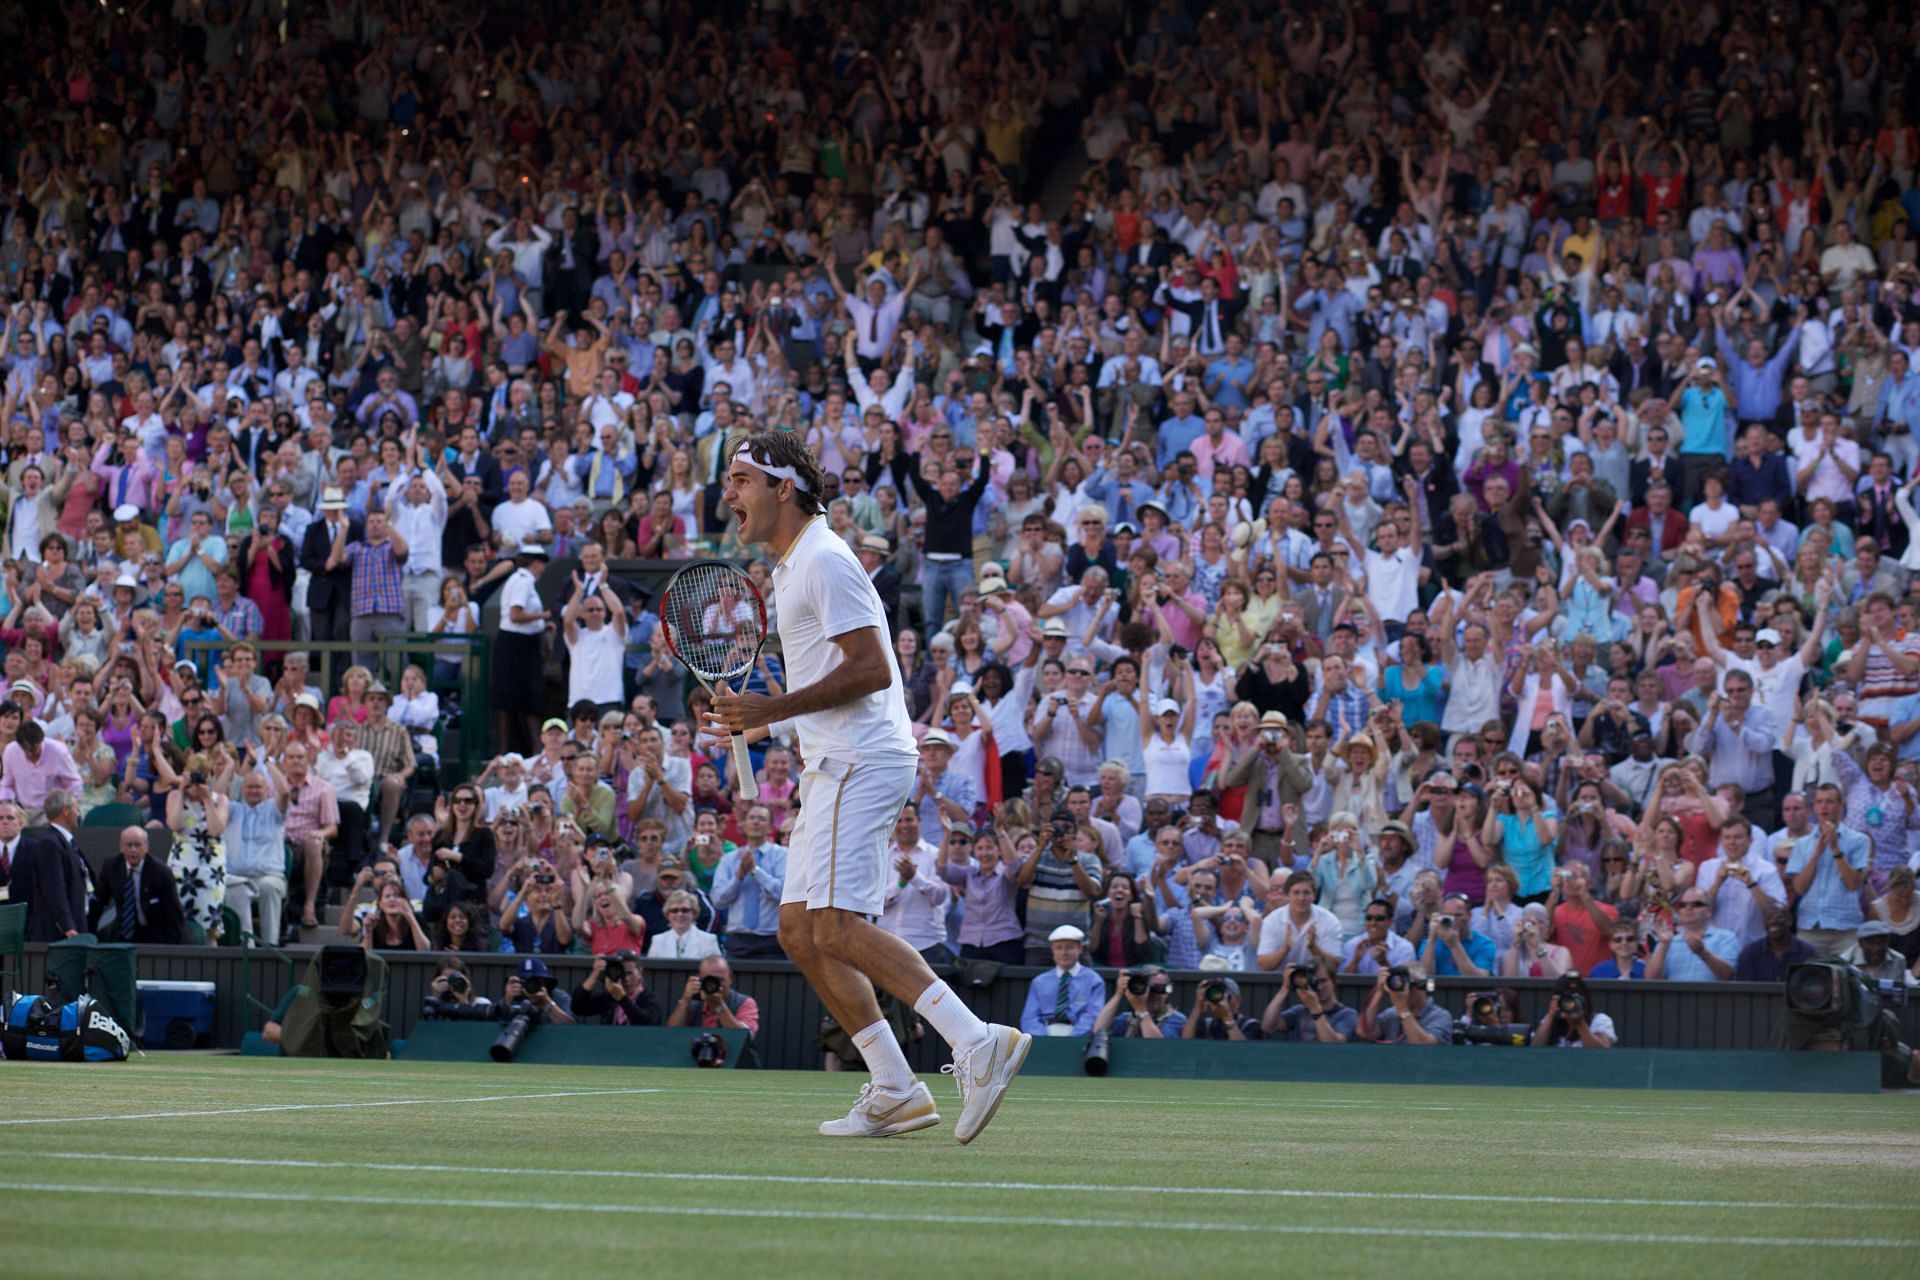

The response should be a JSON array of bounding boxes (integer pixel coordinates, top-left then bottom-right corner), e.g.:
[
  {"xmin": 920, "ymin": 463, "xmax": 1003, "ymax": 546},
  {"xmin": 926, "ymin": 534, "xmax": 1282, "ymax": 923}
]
[
  {"xmin": 914, "ymin": 980, "xmax": 993, "ymax": 1054},
  {"xmin": 852, "ymin": 1019, "xmax": 915, "ymax": 1093}
]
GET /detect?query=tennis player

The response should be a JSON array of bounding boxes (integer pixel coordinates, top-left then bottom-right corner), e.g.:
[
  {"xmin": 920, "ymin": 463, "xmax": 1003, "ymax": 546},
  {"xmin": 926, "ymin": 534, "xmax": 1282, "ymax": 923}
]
[{"xmin": 708, "ymin": 430, "xmax": 1030, "ymax": 1142}]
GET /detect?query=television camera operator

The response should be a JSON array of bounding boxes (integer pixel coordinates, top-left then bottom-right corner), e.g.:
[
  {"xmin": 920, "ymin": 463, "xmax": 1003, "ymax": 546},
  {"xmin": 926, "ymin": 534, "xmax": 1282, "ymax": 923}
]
[
  {"xmin": 1261, "ymin": 958, "xmax": 1358, "ymax": 1042},
  {"xmin": 1534, "ymin": 972, "xmax": 1616, "ymax": 1048},
  {"xmin": 572, "ymin": 951, "xmax": 664, "ymax": 1025}
]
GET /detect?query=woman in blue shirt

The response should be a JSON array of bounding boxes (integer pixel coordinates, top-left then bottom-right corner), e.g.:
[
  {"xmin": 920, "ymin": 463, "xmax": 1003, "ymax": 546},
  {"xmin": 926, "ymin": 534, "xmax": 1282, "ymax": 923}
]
[
  {"xmin": 1381, "ymin": 633, "xmax": 1447, "ymax": 727},
  {"xmin": 1482, "ymin": 777, "xmax": 1559, "ymax": 903}
]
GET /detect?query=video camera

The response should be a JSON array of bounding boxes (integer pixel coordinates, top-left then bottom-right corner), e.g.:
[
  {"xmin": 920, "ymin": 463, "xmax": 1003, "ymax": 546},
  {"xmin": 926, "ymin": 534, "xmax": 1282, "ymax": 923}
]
[{"xmin": 1784, "ymin": 959, "xmax": 1913, "ymax": 1084}]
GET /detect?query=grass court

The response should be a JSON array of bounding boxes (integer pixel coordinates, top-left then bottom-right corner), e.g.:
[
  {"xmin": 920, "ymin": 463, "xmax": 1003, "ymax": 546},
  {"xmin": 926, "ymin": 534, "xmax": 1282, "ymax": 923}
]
[{"xmin": 0, "ymin": 1056, "xmax": 1916, "ymax": 1278}]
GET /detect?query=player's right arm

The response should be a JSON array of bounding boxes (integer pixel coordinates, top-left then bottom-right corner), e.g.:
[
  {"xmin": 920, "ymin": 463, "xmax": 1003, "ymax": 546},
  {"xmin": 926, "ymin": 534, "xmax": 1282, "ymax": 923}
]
[{"xmin": 710, "ymin": 626, "xmax": 892, "ymax": 734}]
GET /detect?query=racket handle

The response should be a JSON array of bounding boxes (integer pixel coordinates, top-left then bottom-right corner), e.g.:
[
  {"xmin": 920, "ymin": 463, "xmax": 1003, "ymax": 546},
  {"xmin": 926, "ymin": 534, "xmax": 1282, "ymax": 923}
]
[{"xmin": 732, "ymin": 734, "xmax": 759, "ymax": 800}]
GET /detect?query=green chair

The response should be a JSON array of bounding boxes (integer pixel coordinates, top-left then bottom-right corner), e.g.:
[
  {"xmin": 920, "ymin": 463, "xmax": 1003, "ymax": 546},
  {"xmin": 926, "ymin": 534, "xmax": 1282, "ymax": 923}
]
[
  {"xmin": 0, "ymin": 901, "xmax": 25, "ymax": 995},
  {"xmin": 83, "ymin": 802, "xmax": 146, "ymax": 830}
]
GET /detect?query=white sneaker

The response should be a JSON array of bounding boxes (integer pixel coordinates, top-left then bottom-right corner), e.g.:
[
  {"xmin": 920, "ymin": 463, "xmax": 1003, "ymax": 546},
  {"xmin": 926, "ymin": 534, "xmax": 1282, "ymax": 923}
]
[
  {"xmin": 942, "ymin": 1024, "xmax": 1032, "ymax": 1145},
  {"xmin": 817, "ymin": 1081, "xmax": 940, "ymax": 1138}
]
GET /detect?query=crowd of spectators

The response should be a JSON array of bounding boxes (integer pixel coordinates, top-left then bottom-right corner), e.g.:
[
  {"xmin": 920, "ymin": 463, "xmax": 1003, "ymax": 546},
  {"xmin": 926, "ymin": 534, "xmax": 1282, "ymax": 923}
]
[{"xmin": 3, "ymin": 0, "xmax": 1920, "ymax": 1052}]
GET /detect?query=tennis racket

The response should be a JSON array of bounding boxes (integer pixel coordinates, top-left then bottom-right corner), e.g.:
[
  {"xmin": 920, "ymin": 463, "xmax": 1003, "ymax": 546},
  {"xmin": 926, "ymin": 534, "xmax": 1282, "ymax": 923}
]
[{"xmin": 660, "ymin": 560, "xmax": 768, "ymax": 801}]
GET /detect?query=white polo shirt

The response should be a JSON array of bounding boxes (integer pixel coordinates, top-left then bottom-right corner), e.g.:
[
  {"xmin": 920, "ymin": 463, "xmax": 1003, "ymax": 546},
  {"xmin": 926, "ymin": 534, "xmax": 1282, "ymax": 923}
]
[
  {"xmin": 566, "ymin": 622, "xmax": 625, "ymax": 706},
  {"xmin": 771, "ymin": 517, "xmax": 917, "ymax": 766},
  {"xmin": 1363, "ymin": 545, "xmax": 1420, "ymax": 623},
  {"xmin": 498, "ymin": 568, "xmax": 547, "ymax": 635}
]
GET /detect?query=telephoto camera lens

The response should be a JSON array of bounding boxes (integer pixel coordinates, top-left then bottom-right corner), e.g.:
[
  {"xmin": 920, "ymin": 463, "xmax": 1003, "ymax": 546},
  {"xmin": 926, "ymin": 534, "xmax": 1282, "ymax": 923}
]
[
  {"xmin": 1203, "ymin": 982, "xmax": 1228, "ymax": 1004},
  {"xmin": 700, "ymin": 975, "xmax": 723, "ymax": 996},
  {"xmin": 1083, "ymin": 1028, "xmax": 1111, "ymax": 1077},
  {"xmin": 1126, "ymin": 973, "xmax": 1151, "ymax": 997}
]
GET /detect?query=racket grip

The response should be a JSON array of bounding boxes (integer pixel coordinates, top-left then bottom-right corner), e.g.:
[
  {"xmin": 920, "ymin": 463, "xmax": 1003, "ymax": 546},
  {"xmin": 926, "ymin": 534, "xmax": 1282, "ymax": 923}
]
[{"xmin": 732, "ymin": 734, "xmax": 759, "ymax": 800}]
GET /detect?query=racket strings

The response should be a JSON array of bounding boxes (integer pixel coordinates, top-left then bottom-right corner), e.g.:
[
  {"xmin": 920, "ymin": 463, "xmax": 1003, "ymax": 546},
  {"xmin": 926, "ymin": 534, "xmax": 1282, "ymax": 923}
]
[{"xmin": 663, "ymin": 564, "xmax": 764, "ymax": 682}]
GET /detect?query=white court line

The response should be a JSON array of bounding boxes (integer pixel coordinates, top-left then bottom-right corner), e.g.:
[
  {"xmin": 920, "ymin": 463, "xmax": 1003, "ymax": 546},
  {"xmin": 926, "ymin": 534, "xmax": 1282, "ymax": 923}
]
[
  {"xmin": 0, "ymin": 1182, "xmax": 1909, "ymax": 1249},
  {"xmin": 0, "ymin": 1088, "xmax": 662, "ymax": 1127},
  {"xmin": 651, "ymin": 1084, "xmax": 1731, "ymax": 1116},
  {"xmin": 13, "ymin": 1152, "xmax": 1908, "ymax": 1213}
]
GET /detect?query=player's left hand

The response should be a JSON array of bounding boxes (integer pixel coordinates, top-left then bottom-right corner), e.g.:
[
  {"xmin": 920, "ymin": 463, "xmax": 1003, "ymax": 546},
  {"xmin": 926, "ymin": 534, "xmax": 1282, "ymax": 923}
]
[{"xmin": 709, "ymin": 682, "xmax": 780, "ymax": 735}]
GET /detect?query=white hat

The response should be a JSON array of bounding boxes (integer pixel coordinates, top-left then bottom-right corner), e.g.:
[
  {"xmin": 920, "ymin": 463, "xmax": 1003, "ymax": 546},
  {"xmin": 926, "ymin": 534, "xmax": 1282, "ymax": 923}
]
[
  {"xmin": 1695, "ymin": 357, "xmax": 1717, "ymax": 373},
  {"xmin": 920, "ymin": 729, "xmax": 956, "ymax": 750},
  {"xmin": 1755, "ymin": 628, "xmax": 1783, "ymax": 646},
  {"xmin": 1041, "ymin": 619, "xmax": 1069, "ymax": 638},
  {"xmin": 112, "ymin": 573, "xmax": 139, "ymax": 591},
  {"xmin": 319, "ymin": 486, "xmax": 348, "ymax": 511},
  {"xmin": 113, "ymin": 503, "xmax": 142, "ymax": 524},
  {"xmin": 1152, "ymin": 697, "xmax": 1181, "ymax": 717},
  {"xmin": 856, "ymin": 533, "xmax": 891, "ymax": 554},
  {"xmin": 1047, "ymin": 925, "xmax": 1086, "ymax": 944}
]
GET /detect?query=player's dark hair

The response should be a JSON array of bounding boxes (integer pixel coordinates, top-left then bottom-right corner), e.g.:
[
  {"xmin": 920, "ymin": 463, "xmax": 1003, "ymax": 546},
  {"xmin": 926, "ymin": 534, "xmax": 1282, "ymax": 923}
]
[{"xmin": 732, "ymin": 429, "xmax": 826, "ymax": 515}]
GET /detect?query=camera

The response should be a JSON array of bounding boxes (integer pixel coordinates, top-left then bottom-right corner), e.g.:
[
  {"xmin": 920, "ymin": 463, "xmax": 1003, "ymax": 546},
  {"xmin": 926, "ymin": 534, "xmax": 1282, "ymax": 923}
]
[
  {"xmin": 691, "ymin": 1032, "xmax": 729, "ymax": 1068},
  {"xmin": 491, "ymin": 1000, "xmax": 539, "ymax": 1061},
  {"xmin": 446, "ymin": 971, "xmax": 469, "ymax": 997},
  {"xmin": 533, "ymin": 872, "xmax": 556, "ymax": 886},
  {"xmin": 1553, "ymin": 971, "xmax": 1589, "ymax": 1020},
  {"xmin": 1203, "ymin": 981, "xmax": 1229, "ymax": 1005},
  {"xmin": 699, "ymin": 975, "xmax": 723, "ymax": 996},
  {"xmin": 1466, "ymin": 991, "xmax": 1499, "ymax": 1023},
  {"xmin": 1287, "ymin": 966, "xmax": 1313, "ymax": 992},
  {"xmin": 187, "ymin": 771, "xmax": 207, "ymax": 787},
  {"xmin": 421, "ymin": 996, "xmax": 498, "ymax": 1023},
  {"xmin": 1125, "ymin": 972, "xmax": 1151, "ymax": 997},
  {"xmin": 1083, "ymin": 1027, "xmax": 1111, "ymax": 1077},
  {"xmin": 1168, "ymin": 645, "xmax": 1188, "ymax": 663},
  {"xmin": 1385, "ymin": 966, "xmax": 1410, "ymax": 993},
  {"xmin": 1437, "ymin": 914, "xmax": 1455, "ymax": 930}
]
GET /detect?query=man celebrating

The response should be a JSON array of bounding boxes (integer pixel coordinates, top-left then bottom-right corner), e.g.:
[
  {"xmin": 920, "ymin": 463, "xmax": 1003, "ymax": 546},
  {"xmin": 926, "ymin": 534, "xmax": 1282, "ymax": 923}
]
[{"xmin": 710, "ymin": 430, "xmax": 1030, "ymax": 1142}]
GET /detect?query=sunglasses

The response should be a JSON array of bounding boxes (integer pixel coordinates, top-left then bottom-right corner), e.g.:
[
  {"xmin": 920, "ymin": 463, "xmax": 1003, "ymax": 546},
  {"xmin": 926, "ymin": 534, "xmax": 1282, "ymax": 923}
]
[
  {"xmin": 1067, "ymin": 668, "xmax": 1092, "ymax": 677},
  {"xmin": 1364, "ymin": 914, "xmax": 1391, "ymax": 923},
  {"xmin": 666, "ymin": 907, "xmax": 694, "ymax": 915},
  {"xmin": 1677, "ymin": 900, "xmax": 1709, "ymax": 909}
]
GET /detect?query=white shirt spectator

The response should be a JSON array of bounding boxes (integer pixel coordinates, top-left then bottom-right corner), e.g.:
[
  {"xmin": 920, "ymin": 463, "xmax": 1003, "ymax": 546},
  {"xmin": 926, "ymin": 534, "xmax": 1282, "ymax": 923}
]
[{"xmin": 879, "ymin": 839, "xmax": 951, "ymax": 952}]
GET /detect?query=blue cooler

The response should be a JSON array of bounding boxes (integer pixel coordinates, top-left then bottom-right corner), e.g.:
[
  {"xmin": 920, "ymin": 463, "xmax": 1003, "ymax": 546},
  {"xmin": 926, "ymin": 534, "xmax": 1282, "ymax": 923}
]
[{"xmin": 138, "ymin": 980, "xmax": 216, "ymax": 1049}]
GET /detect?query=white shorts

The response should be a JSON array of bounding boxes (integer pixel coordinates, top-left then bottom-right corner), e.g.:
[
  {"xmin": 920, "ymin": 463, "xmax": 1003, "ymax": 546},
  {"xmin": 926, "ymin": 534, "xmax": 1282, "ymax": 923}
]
[{"xmin": 780, "ymin": 756, "xmax": 916, "ymax": 917}]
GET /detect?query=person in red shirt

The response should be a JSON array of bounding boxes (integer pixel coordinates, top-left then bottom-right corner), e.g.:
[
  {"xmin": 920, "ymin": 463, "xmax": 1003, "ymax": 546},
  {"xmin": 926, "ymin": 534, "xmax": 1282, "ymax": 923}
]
[{"xmin": 1549, "ymin": 863, "xmax": 1619, "ymax": 974}]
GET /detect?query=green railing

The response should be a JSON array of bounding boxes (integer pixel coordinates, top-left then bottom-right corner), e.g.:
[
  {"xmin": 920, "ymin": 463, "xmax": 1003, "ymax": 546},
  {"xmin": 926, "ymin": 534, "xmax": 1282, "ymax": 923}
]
[{"xmin": 181, "ymin": 634, "xmax": 492, "ymax": 782}]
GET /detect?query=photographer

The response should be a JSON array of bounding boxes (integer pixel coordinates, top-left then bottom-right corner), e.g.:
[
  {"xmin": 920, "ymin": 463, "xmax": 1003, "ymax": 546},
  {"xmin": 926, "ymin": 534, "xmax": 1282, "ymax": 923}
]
[
  {"xmin": 1359, "ymin": 964, "xmax": 1453, "ymax": 1044},
  {"xmin": 1180, "ymin": 976, "xmax": 1263, "ymax": 1040},
  {"xmin": 1262, "ymin": 958, "xmax": 1359, "ymax": 1042},
  {"xmin": 421, "ymin": 959, "xmax": 494, "ymax": 1019},
  {"xmin": 1091, "ymin": 964, "xmax": 1186, "ymax": 1039},
  {"xmin": 1418, "ymin": 893, "xmax": 1495, "ymax": 977},
  {"xmin": 502, "ymin": 957, "xmax": 575, "ymax": 1025},
  {"xmin": 572, "ymin": 952, "xmax": 664, "ymax": 1025},
  {"xmin": 1534, "ymin": 974, "xmax": 1616, "ymax": 1048},
  {"xmin": 665, "ymin": 956, "xmax": 760, "ymax": 1035}
]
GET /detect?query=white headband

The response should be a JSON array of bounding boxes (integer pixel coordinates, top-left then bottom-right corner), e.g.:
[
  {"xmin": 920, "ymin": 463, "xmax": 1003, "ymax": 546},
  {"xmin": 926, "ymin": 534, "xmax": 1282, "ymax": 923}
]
[{"xmin": 733, "ymin": 443, "xmax": 810, "ymax": 493}]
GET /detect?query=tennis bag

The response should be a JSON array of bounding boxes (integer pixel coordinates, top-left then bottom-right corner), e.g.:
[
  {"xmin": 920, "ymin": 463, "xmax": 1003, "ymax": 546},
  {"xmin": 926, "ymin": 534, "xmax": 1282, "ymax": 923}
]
[{"xmin": 0, "ymin": 993, "xmax": 133, "ymax": 1062}]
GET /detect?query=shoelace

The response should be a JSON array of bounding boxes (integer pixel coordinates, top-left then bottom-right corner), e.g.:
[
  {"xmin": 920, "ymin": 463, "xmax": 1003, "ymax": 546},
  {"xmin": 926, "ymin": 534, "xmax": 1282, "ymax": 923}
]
[{"xmin": 939, "ymin": 1059, "xmax": 971, "ymax": 1102}]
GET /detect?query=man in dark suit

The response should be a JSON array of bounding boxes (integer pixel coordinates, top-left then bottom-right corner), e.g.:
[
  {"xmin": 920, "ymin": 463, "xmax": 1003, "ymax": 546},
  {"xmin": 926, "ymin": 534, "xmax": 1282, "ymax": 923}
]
[
  {"xmin": 300, "ymin": 488, "xmax": 361, "ymax": 647},
  {"xmin": 1123, "ymin": 229, "xmax": 1173, "ymax": 288},
  {"xmin": 545, "ymin": 207, "xmax": 599, "ymax": 317},
  {"xmin": 1609, "ymin": 333, "xmax": 1669, "ymax": 399},
  {"xmin": 6, "ymin": 793, "xmax": 88, "ymax": 943},
  {"xmin": 1628, "ymin": 412, "xmax": 1684, "ymax": 508},
  {"xmin": 89, "ymin": 825, "xmax": 186, "ymax": 945},
  {"xmin": 856, "ymin": 533, "xmax": 902, "ymax": 632}
]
